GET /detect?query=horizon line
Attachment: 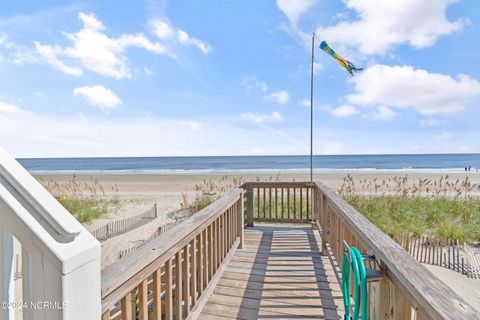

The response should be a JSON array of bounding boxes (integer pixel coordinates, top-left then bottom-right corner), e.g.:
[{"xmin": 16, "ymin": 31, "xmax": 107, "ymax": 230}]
[{"xmin": 17, "ymin": 152, "xmax": 480, "ymax": 160}]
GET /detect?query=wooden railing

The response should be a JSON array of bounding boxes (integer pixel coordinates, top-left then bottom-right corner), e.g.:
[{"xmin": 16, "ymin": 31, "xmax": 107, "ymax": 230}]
[
  {"xmin": 100, "ymin": 188, "xmax": 244, "ymax": 320},
  {"xmin": 244, "ymin": 182, "xmax": 314, "ymax": 225},
  {"xmin": 313, "ymin": 181, "xmax": 478, "ymax": 320},
  {"xmin": 243, "ymin": 181, "xmax": 477, "ymax": 319},
  {"xmin": 101, "ymin": 181, "xmax": 477, "ymax": 320}
]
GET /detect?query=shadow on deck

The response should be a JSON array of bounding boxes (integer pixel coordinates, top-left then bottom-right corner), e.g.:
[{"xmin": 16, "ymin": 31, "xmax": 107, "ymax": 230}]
[{"xmin": 199, "ymin": 224, "xmax": 344, "ymax": 319}]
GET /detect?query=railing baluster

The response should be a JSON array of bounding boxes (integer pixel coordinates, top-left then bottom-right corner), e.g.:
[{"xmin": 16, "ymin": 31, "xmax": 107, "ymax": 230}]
[
  {"xmin": 221, "ymin": 212, "xmax": 225, "ymax": 260},
  {"xmin": 300, "ymin": 187, "xmax": 303, "ymax": 220},
  {"xmin": 225, "ymin": 210, "xmax": 229, "ymax": 256},
  {"xmin": 269, "ymin": 187, "xmax": 272, "ymax": 219},
  {"xmin": 212, "ymin": 218, "xmax": 220, "ymax": 271},
  {"xmin": 202, "ymin": 228, "xmax": 208, "ymax": 288},
  {"xmin": 137, "ymin": 280, "xmax": 148, "ymax": 320},
  {"xmin": 175, "ymin": 251, "xmax": 183, "ymax": 319},
  {"xmin": 183, "ymin": 244, "xmax": 190, "ymax": 315},
  {"xmin": 121, "ymin": 292, "xmax": 132, "ymax": 320},
  {"xmin": 257, "ymin": 187, "xmax": 260, "ymax": 218},
  {"xmin": 307, "ymin": 187, "xmax": 311, "ymax": 220},
  {"xmin": 263, "ymin": 187, "xmax": 266, "ymax": 218},
  {"xmin": 237, "ymin": 193, "xmax": 244, "ymax": 249},
  {"xmin": 165, "ymin": 258, "xmax": 173, "ymax": 320},
  {"xmin": 152, "ymin": 270, "xmax": 161, "ymax": 320},
  {"xmin": 227, "ymin": 209, "xmax": 231, "ymax": 249},
  {"xmin": 293, "ymin": 187, "xmax": 297, "ymax": 219},
  {"xmin": 198, "ymin": 232, "xmax": 204, "ymax": 292},
  {"xmin": 287, "ymin": 187, "xmax": 290, "ymax": 219},
  {"xmin": 246, "ymin": 184, "xmax": 254, "ymax": 227},
  {"xmin": 191, "ymin": 238, "xmax": 197, "ymax": 306},
  {"xmin": 208, "ymin": 224, "xmax": 213, "ymax": 281}
]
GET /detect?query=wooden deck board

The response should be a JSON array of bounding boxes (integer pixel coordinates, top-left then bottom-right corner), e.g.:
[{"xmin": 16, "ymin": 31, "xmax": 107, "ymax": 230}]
[{"xmin": 199, "ymin": 224, "xmax": 344, "ymax": 320}]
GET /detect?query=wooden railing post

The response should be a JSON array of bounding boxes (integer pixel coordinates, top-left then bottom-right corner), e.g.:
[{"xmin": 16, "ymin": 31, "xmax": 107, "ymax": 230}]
[
  {"xmin": 237, "ymin": 191, "xmax": 245, "ymax": 249},
  {"xmin": 312, "ymin": 186, "xmax": 317, "ymax": 222},
  {"xmin": 321, "ymin": 194, "xmax": 329, "ymax": 254},
  {"xmin": 246, "ymin": 183, "xmax": 254, "ymax": 227}
]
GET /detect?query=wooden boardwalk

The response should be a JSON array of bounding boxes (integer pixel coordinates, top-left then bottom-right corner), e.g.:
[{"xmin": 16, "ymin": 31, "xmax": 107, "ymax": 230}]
[{"xmin": 199, "ymin": 224, "xmax": 344, "ymax": 319}]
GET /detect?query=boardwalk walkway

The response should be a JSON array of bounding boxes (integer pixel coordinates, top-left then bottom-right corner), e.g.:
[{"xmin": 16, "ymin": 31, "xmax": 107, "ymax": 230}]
[{"xmin": 199, "ymin": 224, "xmax": 344, "ymax": 319}]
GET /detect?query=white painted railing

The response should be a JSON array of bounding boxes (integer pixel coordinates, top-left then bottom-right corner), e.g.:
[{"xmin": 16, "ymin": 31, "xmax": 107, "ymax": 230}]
[{"xmin": 0, "ymin": 147, "xmax": 101, "ymax": 320}]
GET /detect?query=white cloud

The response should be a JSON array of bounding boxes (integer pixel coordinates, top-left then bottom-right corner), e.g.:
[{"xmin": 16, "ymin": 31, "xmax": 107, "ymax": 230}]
[
  {"xmin": 313, "ymin": 62, "xmax": 323, "ymax": 75},
  {"xmin": 0, "ymin": 101, "xmax": 27, "ymax": 114},
  {"xmin": 150, "ymin": 20, "xmax": 173, "ymax": 39},
  {"xmin": 372, "ymin": 106, "xmax": 396, "ymax": 121},
  {"xmin": 0, "ymin": 33, "xmax": 40, "ymax": 65},
  {"xmin": 73, "ymin": 85, "xmax": 122, "ymax": 109},
  {"xmin": 315, "ymin": 0, "xmax": 464, "ymax": 55},
  {"xmin": 347, "ymin": 65, "xmax": 480, "ymax": 115},
  {"xmin": 34, "ymin": 42, "xmax": 82, "ymax": 75},
  {"xmin": 241, "ymin": 111, "xmax": 283, "ymax": 124},
  {"xmin": 149, "ymin": 19, "xmax": 212, "ymax": 54},
  {"xmin": 331, "ymin": 105, "xmax": 358, "ymax": 117},
  {"xmin": 264, "ymin": 90, "xmax": 290, "ymax": 104},
  {"xmin": 35, "ymin": 12, "xmax": 167, "ymax": 78},
  {"xmin": 301, "ymin": 99, "xmax": 311, "ymax": 108},
  {"xmin": 240, "ymin": 75, "xmax": 268, "ymax": 92},
  {"xmin": 0, "ymin": 109, "xmax": 305, "ymax": 157},
  {"xmin": 276, "ymin": 0, "xmax": 316, "ymax": 25}
]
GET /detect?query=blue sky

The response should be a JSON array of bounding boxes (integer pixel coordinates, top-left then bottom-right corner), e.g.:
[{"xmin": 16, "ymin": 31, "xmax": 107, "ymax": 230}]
[{"xmin": 0, "ymin": 0, "xmax": 479, "ymax": 157}]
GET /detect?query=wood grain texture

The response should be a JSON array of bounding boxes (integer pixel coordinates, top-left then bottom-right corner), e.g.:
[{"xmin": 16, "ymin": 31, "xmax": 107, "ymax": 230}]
[
  {"xmin": 152, "ymin": 270, "xmax": 161, "ymax": 320},
  {"xmin": 137, "ymin": 280, "xmax": 148, "ymax": 320},
  {"xmin": 101, "ymin": 188, "xmax": 243, "ymax": 311},
  {"xmin": 187, "ymin": 238, "xmax": 240, "ymax": 320},
  {"xmin": 199, "ymin": 225, "xmax": 344, "ymax": 319},
  {"xmin": 175, "ymin": 251, "xmax": 183, "ymax": 319},
  {"xmin": 165, "ymin": 258, "xmax": 173, "ymax": 320},
  {"xmin": 314, "ymin": 181, "xmax": 478, "ymax": 319},
  {"xmin": 121, "ymin": 292, "xmax": 132, "ymax": 320}
]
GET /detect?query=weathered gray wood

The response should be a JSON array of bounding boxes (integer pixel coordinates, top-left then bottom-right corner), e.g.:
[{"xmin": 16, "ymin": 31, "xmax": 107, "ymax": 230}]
[
  {"xmin": 245, "ymin": 183, "xmax": 254, "ymax": 227},
  {"xmin": 187, "ymin": 239, "xmax": 240, "ymax": 320},
  {"xmin": 199, "ymin": 225, "xmax": 344, "ymax": 319},
  {"xmin": 101, "ymin": 188, "xmax": 243, "ymax": 312},
  {"xmin": 245, "ymin": 181, "xmax": 315, "ymax": 188},
  {"xmin": 314, "ymin": 181, "xmax": 478, "ymax": 320}
]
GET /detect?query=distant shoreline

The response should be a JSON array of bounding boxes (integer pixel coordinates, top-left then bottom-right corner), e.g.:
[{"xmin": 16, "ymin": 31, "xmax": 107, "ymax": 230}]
[{"xmin": 28, "ymin": 167, "xmax": 480, "ymax": 175}]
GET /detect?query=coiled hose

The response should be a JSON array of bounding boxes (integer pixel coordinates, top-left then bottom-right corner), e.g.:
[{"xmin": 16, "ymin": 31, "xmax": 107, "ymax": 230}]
[{"xmin": 342, "ymin": 247, "xmax": 368, "ymax": 320}]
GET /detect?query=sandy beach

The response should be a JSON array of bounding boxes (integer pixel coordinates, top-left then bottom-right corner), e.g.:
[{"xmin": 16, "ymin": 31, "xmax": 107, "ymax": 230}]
[
  {"xmin": 34, "ymin": 169, "xmax": 480, "ymax": 195},
  {"xmin": 34, "ymin": 170, "xmax": 480, "ymax": 311}
]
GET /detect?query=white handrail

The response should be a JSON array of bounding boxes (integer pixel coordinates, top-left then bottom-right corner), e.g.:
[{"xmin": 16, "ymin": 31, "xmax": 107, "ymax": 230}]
[
  {"xmin": 0, "ymin": 147, "xmax": 81, "ymax": 239},
  {"xmin": 0, "ymin": 147, "xmax": 101, "ymax": 320}
]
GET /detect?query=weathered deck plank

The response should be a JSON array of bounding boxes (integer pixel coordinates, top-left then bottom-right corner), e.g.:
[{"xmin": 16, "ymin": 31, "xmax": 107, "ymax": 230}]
[{"xmin": 199, "ymin": 224, "xmax": 344, "ymax": 319}]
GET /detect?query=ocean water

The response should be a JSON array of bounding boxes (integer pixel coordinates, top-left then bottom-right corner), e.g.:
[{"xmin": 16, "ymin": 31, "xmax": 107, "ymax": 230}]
[{"xmin": 17, "ymin": 154, "xmax": 480, "ymax": 173}]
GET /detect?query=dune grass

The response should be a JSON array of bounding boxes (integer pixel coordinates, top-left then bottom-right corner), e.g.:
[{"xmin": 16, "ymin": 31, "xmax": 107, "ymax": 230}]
[
  {"xmin": 339, "ymin": 175, "xmax": 480, "ymax": 242},
  {"xmin": 181, "ymin": 176, "xmax": 247, "ymax": 212},
  {"xmin": 345, "ymin": 195, "xmax": 480, "ymax": 242},
  {"xmin": 55, "ymin": 197, "xmax": 111, "ymax": 223},
  {"xmin": 42, "ymin": 178, "xmax": 120, "ymax": 223}
]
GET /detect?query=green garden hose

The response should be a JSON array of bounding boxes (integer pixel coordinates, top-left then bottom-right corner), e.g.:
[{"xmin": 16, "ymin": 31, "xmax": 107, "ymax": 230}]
[{"xmin": 342, "ymin": 247, "xmax": 368, "ymax": 320}]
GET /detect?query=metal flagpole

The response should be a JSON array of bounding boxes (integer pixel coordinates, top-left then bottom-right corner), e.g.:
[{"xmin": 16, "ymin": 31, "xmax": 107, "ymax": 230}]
[{"xmin": 310, "ymin": 32, "xmax": 315, "ymax": 183}]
